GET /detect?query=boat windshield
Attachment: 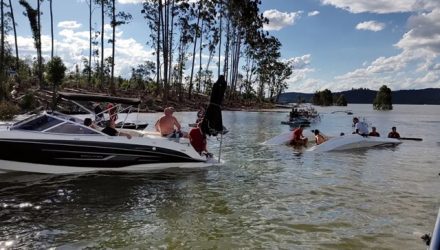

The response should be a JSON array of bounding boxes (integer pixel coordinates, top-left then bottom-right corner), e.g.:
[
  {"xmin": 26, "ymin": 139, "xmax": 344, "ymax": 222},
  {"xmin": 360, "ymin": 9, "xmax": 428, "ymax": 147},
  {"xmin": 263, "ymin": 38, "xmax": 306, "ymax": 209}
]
[
  {"xmin": 11, "ymin": 114, "xmax": 100, "ymax": 135},
  {"xmin": 12, "ymin": 115, "xmax": 63, "ymax": 131}
]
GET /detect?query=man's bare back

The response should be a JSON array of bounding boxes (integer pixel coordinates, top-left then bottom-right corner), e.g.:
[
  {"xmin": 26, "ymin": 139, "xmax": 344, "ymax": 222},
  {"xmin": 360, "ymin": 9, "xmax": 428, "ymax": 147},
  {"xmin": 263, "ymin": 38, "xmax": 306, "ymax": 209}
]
[{"xmin": 155, "ymin": 107, "xmax": 181, "ymax": 136}]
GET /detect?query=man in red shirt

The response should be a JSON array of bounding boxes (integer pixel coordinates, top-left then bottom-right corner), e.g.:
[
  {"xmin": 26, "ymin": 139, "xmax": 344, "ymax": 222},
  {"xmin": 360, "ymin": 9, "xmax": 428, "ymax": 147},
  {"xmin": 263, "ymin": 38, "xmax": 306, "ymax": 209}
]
[
  {"xmin": 291, "ymin": 125, "xmax": 308, "ymax": 146},
  {"xmin": 189, "ymin": 123, "xmax": 210, "ymax": 156},
  {"xmin": 388, "ymin": 126, "xmax": 400, "ymax": 138}
]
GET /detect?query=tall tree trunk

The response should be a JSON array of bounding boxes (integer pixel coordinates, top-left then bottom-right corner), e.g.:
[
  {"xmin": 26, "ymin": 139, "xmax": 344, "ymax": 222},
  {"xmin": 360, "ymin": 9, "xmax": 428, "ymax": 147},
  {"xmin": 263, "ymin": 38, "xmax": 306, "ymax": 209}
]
[
  {"xmin": 0, "ymin": 0, "xmax": 4, "ymax": 100},
  {"xmin": 100, "ymin": 0, "xmax": 104, "ymax": 88},
  {"xmin": 50, "ymin": 0, "xmax": 53, "ymax": 59},
  {"xmin": 19, "ymin": 0, "xmax": 42, "ymax": 86},
  {"xmin": 217, "ymin": 0, "xmax": 222, "ymax": 76},
  {"xmin": 9, "ymin": 0, "xmax": 19, "ymax": 72},
  {"xmin": 110, "ymin": 0, "xmax": 115, "ymax": 94},
  {"xmin": 37, "ymin": 0, "xmax": 42, "ymax": 86},
  {"xmin": 167, "ymin": 0, "xmax": 175, "ymax": 94},
  {"xmin": 188, "ymin": 9, "xmax": 200, "ymax": 100},
  {"xmin": 160, "ymin": 0, "xmax": 168, "ymax": 102},
  {"xmin": 197, "ymin": 20, "xmax": 204, "ymax": 94},
  {"xmin": 88, "ymin": 0, "xmax": 92, "ymax": 85},
  {"xmin": 0, "ymin": 0, "xmax": 4, "ymax": 73},
  {"xmin": 155, "ymin": 5, "xmax": 161, "ymax": 97},
  {"xmin": 223, "ymin": 18, "xmax": 230, "ymax": 80}
]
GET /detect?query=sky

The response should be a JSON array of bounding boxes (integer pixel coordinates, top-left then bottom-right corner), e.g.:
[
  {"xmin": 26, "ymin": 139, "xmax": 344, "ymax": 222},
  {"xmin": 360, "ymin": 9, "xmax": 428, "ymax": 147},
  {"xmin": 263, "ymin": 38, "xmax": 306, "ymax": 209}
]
[{"xmin": 6, "ymin": 0, "xmax": 440, "ymax": 93}]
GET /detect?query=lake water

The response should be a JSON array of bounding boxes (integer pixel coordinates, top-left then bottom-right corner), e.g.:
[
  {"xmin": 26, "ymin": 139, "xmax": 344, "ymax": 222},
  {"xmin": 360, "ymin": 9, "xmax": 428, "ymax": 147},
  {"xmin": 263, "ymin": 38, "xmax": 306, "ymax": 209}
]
[{"xmin": 1, "ymin": 104, "xmax": 439, "ymax": 249}]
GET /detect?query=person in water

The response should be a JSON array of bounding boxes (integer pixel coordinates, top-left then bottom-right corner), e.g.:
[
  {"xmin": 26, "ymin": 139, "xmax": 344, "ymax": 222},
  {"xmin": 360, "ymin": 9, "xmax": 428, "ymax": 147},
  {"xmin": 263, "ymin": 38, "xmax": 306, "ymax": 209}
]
[
  {"xmin": 291, "ymin": 125, "xmax": 308, "ymax": 146},
  {"xmin": 155, "ymin": 107, "xmax": 185, "ymax": 138},
  {"xmin": 387, "ymin": 126, "xmax": 400, "ymax": 138},
  {"xmin": 352, "ymin": 117, "xmax": 369, "ymax": 136},
  {"xmin": 368, "ymin": 126, "xmax": 380, "ymax": 137},
  {"xmin": 314, "ymin": 129, "xmax": 327, "ymax": 145}
]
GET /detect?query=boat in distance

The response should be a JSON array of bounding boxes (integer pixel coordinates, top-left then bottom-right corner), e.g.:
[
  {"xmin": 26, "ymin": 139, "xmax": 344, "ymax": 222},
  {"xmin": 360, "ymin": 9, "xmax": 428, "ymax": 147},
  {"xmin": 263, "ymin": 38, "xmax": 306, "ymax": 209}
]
[{"xmin": 0, "ymin": 111, "xmax": 216, "ymax": 174}]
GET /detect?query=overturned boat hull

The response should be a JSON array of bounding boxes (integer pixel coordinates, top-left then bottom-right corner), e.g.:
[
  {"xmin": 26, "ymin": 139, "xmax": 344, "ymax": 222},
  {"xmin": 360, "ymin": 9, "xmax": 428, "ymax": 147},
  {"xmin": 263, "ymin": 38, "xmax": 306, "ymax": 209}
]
[{"xmin": 307, "ymin": 134, "xmax": 401, "ymax": 152}]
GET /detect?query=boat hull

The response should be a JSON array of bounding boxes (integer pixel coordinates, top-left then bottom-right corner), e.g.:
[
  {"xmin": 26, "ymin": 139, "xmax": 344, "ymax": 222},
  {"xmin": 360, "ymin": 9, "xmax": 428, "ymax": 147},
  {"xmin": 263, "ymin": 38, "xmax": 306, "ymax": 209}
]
[
  {"xmin": 0, "ymin": 131, "xmax": 210, "ymax": 174},
  {"xmin": 0, "ymin": 159, "xmax": 215, "ymax": 174},
  {"xmin": 308, "ymin": 134, "xmax": 401, "ymax": 152}
]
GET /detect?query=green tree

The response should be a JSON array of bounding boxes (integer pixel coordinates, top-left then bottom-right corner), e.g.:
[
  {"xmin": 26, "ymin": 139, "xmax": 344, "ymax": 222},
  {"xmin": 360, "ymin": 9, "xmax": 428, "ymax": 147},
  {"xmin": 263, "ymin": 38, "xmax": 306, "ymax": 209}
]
[
  {"xmin": 19, "ymin": 0, "xmax": 44, "ymax": 87},
  {"xmin": 335, "ymin": 94, "xmax": 348, "ymax": 106},
  {"xmin": 46, "ymin": 56, "xmax": 66, "ymax": 110},
  {"xmin": 373, "ymin": 85, "xmax": 393, "ymax": 110}
]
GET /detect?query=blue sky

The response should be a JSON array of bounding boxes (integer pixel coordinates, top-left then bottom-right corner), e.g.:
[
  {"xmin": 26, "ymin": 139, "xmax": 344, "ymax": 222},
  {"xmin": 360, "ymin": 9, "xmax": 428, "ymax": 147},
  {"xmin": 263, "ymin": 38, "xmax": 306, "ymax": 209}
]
[{"xmin": 8, "ymin": 0, "xmax": 440, "ymax": 93}]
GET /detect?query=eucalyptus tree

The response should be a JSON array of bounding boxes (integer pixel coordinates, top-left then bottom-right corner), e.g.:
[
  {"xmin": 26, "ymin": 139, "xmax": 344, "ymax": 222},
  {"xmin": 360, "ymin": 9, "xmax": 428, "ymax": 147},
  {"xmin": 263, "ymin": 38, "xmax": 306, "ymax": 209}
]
[
  {"xmin": 253, "ymin": 36, "xmax": 282, "ymax": 101},
  {"xmin": 271, "ymin": 60, "xmax": 292, "ymax": 103},
  {"xmin": 108, "ymin": 0, "xmax": 132, "ymax": 94},
  {"xmin": 49, "ymin": 0, "xmax": 53, "ymax": 59},
  {"xmin": 130, "ymin": 61, "xmax": 156, "ymax": 90},
  {"xmin": 19, "ymin": 0, "xmax": 44, "ymax": 87},
  {"xmin": 95, "ymin": 0, "xmax": 110, "ymax": 89},
  {"xmin": 187, "ymin": 1, "xmax": 202, "ymax": 99},
  {"xmin": 46, "ymin": 56, "xmax": 66, "ymax": 110},
  {"xmin": 8, "ymin": 0, "xmax": 19, "ymax": 72},
  {"xmin": 0, "ymin": 0, "xmax": 5, "ymax": 100},
  {"xmin": 1, "ymin": 0, "xmax": 5, "ymax": 77},
  {"xmin": 196, "ymin": 0, "xmax": 216, "ymax": 94},
  {"xmin": 142, "ymin": 0, "xmax": 161, "ymax": 95},
  {"xmin": 226, "ymin": 0, "xmax": 268, "ymax": 100}
]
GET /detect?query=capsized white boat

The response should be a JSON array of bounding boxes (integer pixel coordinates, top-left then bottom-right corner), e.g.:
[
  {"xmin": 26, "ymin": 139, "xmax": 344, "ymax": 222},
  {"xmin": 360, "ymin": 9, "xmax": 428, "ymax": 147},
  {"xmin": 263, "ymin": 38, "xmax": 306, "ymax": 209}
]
[{"xmin": 307, "ymin": 134, "xmax": 401, "ymax": 152}]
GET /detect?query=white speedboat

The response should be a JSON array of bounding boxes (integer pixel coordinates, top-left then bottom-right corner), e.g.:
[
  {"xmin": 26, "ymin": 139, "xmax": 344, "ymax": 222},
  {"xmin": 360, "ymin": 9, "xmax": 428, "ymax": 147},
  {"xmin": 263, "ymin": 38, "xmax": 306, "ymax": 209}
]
[
  {"xmin": 307, "ymin": 134, "xmax": 401, "ymax": 152},
  {"xmin": 0, "ymin": 111, "xmax": 216, "ymax": 174}
]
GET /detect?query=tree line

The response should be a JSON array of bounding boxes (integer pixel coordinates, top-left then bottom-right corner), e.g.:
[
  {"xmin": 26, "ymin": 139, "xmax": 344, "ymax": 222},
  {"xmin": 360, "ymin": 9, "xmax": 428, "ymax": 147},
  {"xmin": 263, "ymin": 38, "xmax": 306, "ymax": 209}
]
[
  {"xmin": 311, "ymin": 89, "xmax": 347, "ymax": 106},
  {"xmin": 0, "ymin": 0, "xmax": 293, "ymax": 106}
]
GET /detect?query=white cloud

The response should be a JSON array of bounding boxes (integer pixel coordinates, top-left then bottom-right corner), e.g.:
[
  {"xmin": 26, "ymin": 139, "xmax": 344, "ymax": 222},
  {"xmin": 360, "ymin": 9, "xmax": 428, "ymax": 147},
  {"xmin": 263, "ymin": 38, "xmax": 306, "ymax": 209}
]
[
  {"xmin": 7, "ymin": 25, "xmax": 155, "ymax": 78},
  {"xmin": 58, "ymin": 21, "xmax": 82, "ymax": 29},
  {"xmin": 308, "ymin": 11, "xmax": 320, "ymax": 16},
  {"xmin": 284, "ymin": 55, "xmax": 318, "ymax": 92},
  {"xmin": 395, "ymin": 8, "xmax": 440, "ymax": 53},
  {"xmin": 356, "ymin": 21, "xmax": 385, "ymax": 31},
  {"xmin": 263, "ymin": 9, "xmax": 302, "ymax": 31},
  {"xmin": 321, "ymin": 0, "xmax": 418, "ymax": 14}
]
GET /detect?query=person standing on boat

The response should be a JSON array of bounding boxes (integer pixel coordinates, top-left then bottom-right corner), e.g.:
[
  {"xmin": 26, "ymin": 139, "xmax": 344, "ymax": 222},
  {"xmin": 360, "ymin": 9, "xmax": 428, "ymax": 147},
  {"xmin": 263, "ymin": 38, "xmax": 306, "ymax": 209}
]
[
  {"xmin": 352, "ymin": 117, "xmax": 368, "ymax": 136},
  {"xmin": 155, "ymin": 107, "xmax": 185, "ymax": 138},
  {"xmin": 291, "ymin": 125, "xmax": 308, "ymax": 146},
  {"xmin": 314, "ymin": 129, "xmax": 327, "ymax": 145},
  {"xmin": 107, "ymin": 103, "xmax": 118, "ymax": 123},
  {"xmin": 94, "ymin": 103, "xmax": 104, "ymax": 123},
  {"xmin": 369, "ymin": 126, "xmax": 380, "ymax": 137},
  {"xmin": 387, "ymin": 127, "xmax": 400, "ymax": 138}
]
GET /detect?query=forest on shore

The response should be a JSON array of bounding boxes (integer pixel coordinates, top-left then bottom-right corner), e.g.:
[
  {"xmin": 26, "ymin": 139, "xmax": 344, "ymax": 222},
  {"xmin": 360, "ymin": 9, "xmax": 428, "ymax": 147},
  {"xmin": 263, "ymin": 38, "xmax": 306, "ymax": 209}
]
[{"xmin": 0, "ymin": 0, "xmax": 295, "ymax": 120}]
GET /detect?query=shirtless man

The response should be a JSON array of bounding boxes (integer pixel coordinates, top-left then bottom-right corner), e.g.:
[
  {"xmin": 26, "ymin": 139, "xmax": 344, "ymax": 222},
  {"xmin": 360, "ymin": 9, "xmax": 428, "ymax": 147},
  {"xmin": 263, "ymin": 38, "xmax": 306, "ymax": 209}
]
[
  {"xmin": 155, "ymin": 107, "xmax": 183, "ymax": 137},
  {"xmin": 314, "ymin": 129, "xmax": 327, "ymax": 145}
]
